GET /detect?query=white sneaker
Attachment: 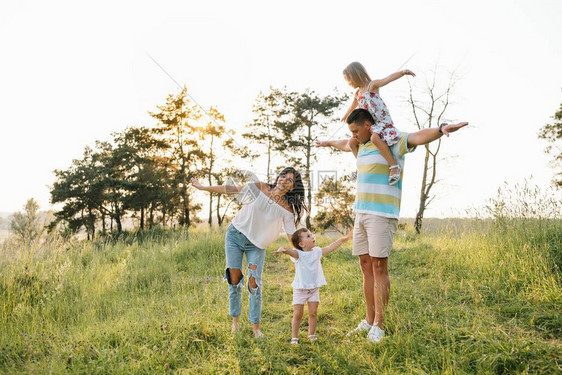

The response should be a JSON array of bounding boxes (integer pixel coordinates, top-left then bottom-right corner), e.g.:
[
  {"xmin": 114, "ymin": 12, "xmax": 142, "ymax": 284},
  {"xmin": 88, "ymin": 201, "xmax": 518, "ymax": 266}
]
[
  {"xmin": 346, "ymin": 319, "xmax": 372, "ymax": 336},
  {"xmin": 367, "ymin": 326, "xmax": 385, "ymax": 343}
]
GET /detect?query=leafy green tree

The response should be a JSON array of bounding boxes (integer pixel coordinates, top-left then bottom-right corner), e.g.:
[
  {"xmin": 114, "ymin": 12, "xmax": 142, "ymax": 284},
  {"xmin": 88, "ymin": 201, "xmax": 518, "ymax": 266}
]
[
  {"xmin": 313, "ymin": 175, "xmax": 355, "ymax": 234},
  {"xmin": 150, "ymin": 86, "xmax": 204, "ymax": 227},
  {"xmin": 50, "ymin": 146, "xmax": 104, "ymax": 239},
  {"xmin": 10, "ymin": 198, "xmax": 44, "ymax": 249},
  {"xmin": 201, "ymin": 107, "xmax": 227, "ymax": 226},
  {"xmin": 112, "ymin": 126, "xmax": 170, "ymax": 230},
  {"xmin": 94, "ymin": 140, "xmax": 129, "ymax": 234},
  {"xmin": 538, "ymin": 103, "xmax": 562, "ymax": 188},
  {"xmin": 243, "ymin": 89, "xmax": 287, "ymax": 182},
  {"xmin": 274, "ymin": 88, "xmax": 347, "ymax": 228}
]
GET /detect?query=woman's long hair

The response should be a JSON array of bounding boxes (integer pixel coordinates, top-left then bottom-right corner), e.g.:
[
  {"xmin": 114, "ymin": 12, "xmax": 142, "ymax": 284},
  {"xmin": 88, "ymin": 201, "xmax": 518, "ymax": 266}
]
[{"xmin": 270, "ymin": 167, "xmax": 307, "ymax": 225}]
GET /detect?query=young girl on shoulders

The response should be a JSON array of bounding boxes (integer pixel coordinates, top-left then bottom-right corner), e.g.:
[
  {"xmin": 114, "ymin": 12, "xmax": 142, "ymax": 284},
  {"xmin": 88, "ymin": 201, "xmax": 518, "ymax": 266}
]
[{"xmin": 342, "ymin": 61, "xmax": 415, "ymax": 185}]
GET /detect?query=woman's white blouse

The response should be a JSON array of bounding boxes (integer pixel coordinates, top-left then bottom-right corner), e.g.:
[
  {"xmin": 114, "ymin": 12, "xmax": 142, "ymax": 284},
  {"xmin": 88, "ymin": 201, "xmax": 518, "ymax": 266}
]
[{"xmin": 231, "ymin": 183, "xmax": 297, "ymax": 249}]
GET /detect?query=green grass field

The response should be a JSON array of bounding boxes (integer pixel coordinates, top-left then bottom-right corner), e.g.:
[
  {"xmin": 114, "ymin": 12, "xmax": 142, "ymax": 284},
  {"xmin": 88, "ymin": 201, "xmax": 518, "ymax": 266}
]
[{"xmin": 1, "ymin": 219, "xmax": 561, "ymax": 374}]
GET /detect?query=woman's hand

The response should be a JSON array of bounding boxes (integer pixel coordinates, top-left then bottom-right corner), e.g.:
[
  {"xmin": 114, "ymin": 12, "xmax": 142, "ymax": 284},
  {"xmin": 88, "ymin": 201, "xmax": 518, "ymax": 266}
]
[
  {"xmin": 315, "ymin": 140, "xmax": 331, "ymax": 148},
  {"xmin": 190, "ymin": 177, "xmax": 206, "ymax": 191},
  {"xmin": 342, "ymin": 231, "xmax": 353, "ymax": 242}
]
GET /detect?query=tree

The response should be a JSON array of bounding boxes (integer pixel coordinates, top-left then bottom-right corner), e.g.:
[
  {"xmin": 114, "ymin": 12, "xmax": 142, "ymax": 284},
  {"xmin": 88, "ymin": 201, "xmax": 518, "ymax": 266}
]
[
  {"xmin": 408, "ymin": 68, "xmax": 458, "ymax": 234},
  {"xmin": 94, "ymin": 140, "xmax": 129, "ymax": 235},
  {"xmin": 274, "ymin": 88, "xmax": 347, "ymax": 228},
  {"xmin": 112, "ymin": 126, "xmax": 171, "ymax": 230},
  {"xmin": 313, "ymin": 175, "xmax": 355, "ymax": 234},
  {"xmin": 199, "ymin": 106, "xmax": 238, "ymax": 226},
  {"xmin": 538, "ymin": 103, "xmax": 562, "ymax": 188},
  {"xmin": 243, "ymin": 89, "xmax": 286, "ymax": 182},
  {"xmin": 50, "ymin": 146, "xmax": 105, "ymax": 239},
  {"xmin": 150, "ymin": 86, "xmax": 204, "ymax": 227},
  {"xmin": 10, "ymin": 198, "xmax": 44, "ymax": 250}
]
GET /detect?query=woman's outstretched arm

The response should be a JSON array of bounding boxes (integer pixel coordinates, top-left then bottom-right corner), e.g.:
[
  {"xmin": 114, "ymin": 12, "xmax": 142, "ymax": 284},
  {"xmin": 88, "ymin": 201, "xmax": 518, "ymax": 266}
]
[{"xmin": 190, "ymin": 177, "xmax": 244, "ymax": 194}]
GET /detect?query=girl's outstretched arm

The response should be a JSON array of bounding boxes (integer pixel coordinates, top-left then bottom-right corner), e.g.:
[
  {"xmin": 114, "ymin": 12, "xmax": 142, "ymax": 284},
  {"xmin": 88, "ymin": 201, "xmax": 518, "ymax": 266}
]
[
  {"xmin": 341, "ymin": 95, "xmax": 358, "ymax": 122},
  {"xmin": 190, "ymin": 177, "xmax": 244, "ymax": 194},
  {"xmin": 368, "ymin": 69, "xmax": 415, "ymax": 90},
  {"xmin": 321, "ymin": 231, "xmax": 352, "ymax": 255}
]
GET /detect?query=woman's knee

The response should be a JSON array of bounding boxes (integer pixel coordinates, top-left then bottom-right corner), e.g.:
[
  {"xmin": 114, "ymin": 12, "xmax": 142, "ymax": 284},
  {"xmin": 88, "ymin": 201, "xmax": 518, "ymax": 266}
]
[
  {"xmin": 227, "ymin": 268, "xmax": 243, "ymax": 285},
  {"xmin": 248, "ymin": 265, "xmax": 263, "ymax": 294}
]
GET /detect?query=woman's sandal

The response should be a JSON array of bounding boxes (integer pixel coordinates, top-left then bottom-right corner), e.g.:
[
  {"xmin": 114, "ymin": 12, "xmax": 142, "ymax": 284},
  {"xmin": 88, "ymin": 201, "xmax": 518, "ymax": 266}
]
[
  {"xmin": 308, "ymin": 334, "xmax": 318, "ymax": 342},
  {"xmin": 290, "ymin": 337, "xmax": 299, "ymax": 345},
  {"xmin": 389, "ymin": 164, "xmax": 401, "ymax": 185}
]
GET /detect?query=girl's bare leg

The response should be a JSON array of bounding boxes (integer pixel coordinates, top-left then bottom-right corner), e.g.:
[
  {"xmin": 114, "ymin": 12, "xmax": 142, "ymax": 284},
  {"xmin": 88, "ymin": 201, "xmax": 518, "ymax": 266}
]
[
  {"xmin": 292, "ymin": 304, "xmax": 304, "ymax": 339},
  {"xmin": 307, "ymin": 302, "xmax": 319, "ymax": 336},
  {"xmin": 370, "ymin": 133, "xmax": 398, "ymax": 178}
]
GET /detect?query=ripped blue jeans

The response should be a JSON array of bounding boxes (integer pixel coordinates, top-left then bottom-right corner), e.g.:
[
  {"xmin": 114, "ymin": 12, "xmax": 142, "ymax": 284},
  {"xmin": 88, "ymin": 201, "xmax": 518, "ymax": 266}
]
[{"xmin": 224, "ymin": 224, "xmax": 266, "ymax": 323}]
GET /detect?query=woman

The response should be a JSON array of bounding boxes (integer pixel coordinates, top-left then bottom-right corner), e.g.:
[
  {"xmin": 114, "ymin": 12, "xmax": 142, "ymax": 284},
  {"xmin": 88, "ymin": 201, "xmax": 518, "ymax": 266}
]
[{"xmin": 190, "ymin": 167, "xmax": 307, "ymax": 338}]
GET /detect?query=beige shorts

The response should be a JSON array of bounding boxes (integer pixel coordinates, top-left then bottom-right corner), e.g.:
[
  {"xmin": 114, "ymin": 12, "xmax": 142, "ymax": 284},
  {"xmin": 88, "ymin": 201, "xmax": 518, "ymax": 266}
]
[
  {"xmin": 292, "ymin": 287, "xmax": 320, "ymax": 305},
  {"xmin": 352, "ymin": 213, "xmax": 398, "ymax": 258}
]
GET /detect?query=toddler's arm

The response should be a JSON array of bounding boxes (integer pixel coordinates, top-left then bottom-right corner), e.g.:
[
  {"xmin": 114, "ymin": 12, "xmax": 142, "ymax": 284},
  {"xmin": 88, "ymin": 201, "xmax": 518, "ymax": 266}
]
[
  {"xmin": 321, "ymin": 232, "xmax": 352, "ymax": 255},
  {"xmin": 274, "ymin": 247, "xmax": 300, "ymax": 259},
  {"xmin": 368, "ymin": 69, "xmax": 415, "ymax": 91}
]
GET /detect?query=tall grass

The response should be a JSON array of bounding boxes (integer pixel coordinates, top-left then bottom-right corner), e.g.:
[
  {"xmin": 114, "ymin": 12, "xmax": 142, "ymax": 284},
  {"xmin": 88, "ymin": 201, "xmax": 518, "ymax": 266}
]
[{"xmin": 1, "ymin": 184, "xmax": 561, "ymax": 373}]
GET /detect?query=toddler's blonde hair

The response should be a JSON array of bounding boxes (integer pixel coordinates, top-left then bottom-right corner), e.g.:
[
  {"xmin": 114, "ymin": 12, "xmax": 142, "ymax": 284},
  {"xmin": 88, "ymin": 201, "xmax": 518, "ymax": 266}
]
[{"xmin": 343, "ymin": 62, "xmax": 371, "ymax": 88}]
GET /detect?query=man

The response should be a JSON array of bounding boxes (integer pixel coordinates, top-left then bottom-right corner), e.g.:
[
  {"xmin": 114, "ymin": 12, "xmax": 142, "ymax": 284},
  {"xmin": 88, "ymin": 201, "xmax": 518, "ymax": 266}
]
[{"xmin": 318, "ymin": 108, "xmax": 468, "ymax": 342}]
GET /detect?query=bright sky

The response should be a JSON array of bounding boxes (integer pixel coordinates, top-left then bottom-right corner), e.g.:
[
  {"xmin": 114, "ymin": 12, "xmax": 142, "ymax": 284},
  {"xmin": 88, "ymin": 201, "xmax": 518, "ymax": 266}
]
[{"xmin": 1, "ymin": 0, "xmax": 561, "ymax": 218}]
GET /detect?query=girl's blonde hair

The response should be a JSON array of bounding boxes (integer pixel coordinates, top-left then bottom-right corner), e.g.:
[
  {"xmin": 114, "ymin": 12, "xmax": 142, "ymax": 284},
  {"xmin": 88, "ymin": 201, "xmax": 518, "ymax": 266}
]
[{"xmin": 343, "ymin": 62, "xmax": 371, "ymax": 88}]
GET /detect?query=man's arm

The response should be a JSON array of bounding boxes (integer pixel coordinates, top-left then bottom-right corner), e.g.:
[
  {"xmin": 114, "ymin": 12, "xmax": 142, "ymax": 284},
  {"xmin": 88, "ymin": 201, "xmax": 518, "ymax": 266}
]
[
  {"xmin": 316, "ymin": 139, "xmax": 352, "ymax": 152},
  {"xmin": 406, "ymin": 122, "xmax": 469, "ymax": 148}
]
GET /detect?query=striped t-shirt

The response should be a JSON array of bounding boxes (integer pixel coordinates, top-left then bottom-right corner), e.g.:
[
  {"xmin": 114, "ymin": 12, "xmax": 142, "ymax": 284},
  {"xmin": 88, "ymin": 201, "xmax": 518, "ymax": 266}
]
[{"xmin": 353, "ymin": 133, "xmax": 416, "ymax": 219}]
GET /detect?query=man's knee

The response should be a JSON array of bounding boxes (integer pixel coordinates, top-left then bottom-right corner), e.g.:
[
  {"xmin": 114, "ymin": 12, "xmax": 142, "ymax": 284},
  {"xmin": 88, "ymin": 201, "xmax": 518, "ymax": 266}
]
[
  {"xmin": 359, "ymin": 256, "xmax": 373, "ymax": 273},
  {"xmin": 371, "ymin": 257, "xmax": 388, "ymax": 274}
]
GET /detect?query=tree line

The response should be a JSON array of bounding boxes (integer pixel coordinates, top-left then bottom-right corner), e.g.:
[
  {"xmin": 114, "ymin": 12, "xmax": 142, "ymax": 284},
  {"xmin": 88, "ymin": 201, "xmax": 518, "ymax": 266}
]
[
  {"xmin": 42, "ymin": 70, "xmax": 561, "ymax": 240},
  {"xmin": 48, "ymin": 86, "xmax": 354, "ymax": 239}
]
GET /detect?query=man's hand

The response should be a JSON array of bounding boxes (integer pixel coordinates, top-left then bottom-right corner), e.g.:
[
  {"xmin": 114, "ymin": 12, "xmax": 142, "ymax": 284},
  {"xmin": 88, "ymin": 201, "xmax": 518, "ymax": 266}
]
[
  {"xmin": 315, "ymin": 140, "xmax": 331, "ymax": 148},
  {"xmin": 441, "ymin": 122, "xmax": 469, "ymax": 137}
]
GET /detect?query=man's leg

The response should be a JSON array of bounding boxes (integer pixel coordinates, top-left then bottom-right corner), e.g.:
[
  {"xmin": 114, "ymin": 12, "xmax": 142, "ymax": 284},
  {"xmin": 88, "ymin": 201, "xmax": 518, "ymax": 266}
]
[
  {"xmin": 371, "ymin": 257, "xmax": 390, "ymax": 329},
  {"xmin": 359, "ymin": 254, "xmax": 376, "ymax": 326},
  {"xmin": 407, "ymin": 122, "xmax": 468, "ymax": 147}
]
